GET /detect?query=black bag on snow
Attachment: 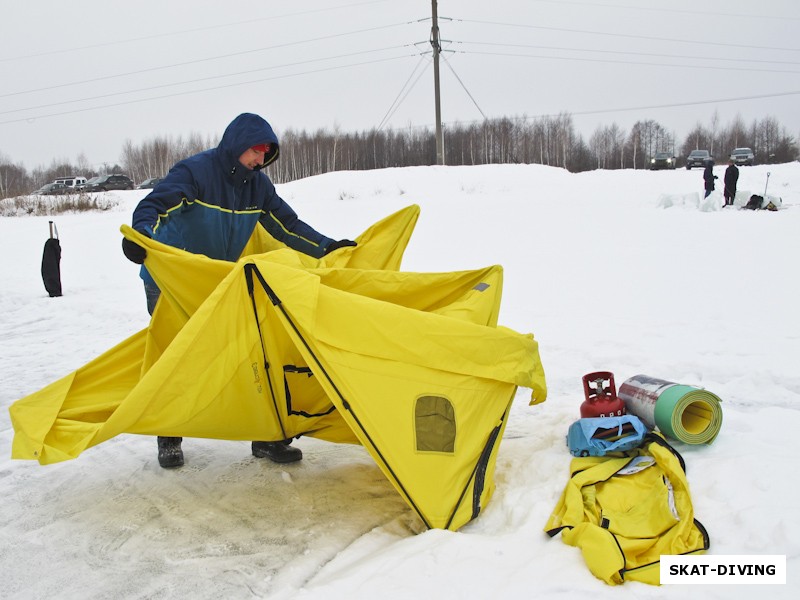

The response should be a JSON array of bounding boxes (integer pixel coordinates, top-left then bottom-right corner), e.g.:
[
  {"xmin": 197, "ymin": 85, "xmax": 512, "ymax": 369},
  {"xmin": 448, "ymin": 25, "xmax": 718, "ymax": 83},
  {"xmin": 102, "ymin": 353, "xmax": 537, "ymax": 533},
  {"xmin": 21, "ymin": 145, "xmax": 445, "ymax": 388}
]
[
  {"xmin": 41, "ymin": 221, "xmax": 62, "ymax": 297},
  {"xmin": 744, "ymin": 195, "xmax": 763, "ymax": 210}
]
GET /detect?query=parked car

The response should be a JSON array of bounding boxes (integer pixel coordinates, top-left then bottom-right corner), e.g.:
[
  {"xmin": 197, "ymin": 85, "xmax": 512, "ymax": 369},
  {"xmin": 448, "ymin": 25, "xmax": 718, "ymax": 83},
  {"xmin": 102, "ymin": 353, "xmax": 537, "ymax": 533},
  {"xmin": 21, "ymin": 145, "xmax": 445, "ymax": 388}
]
[
  {"xmin": 685, "ymin": 150, "xmax": 712, "ymax": 169},
  {"xmin": 81, "ymin": 174, "xmax": 134, "ymax": 192},
  {"xmin": 136, "ymin": 177, "xmax": 164, "ymax": 189},
  {"xmin": 32, "ymin": 182, "xmax": 70, "ymax": 196},
  {"xmin": 650, "ymin": 152, "xmax": 676, "ymax": 170},
  {"xmin": 54, "ymin": 176, "xmax": 87, "ymax": 188},
  {"xmin": 730, "ymin": 147, "xmax": 755, "ymax": 166}
]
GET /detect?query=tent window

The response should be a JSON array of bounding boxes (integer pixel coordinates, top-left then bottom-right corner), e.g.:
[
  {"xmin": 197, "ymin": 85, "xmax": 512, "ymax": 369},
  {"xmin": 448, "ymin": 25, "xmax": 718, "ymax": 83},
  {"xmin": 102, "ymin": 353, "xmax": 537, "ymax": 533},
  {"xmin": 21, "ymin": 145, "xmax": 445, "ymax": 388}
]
[{"xmin": 415, "ymin": 395, "xmax": 456, "ymax": 453}]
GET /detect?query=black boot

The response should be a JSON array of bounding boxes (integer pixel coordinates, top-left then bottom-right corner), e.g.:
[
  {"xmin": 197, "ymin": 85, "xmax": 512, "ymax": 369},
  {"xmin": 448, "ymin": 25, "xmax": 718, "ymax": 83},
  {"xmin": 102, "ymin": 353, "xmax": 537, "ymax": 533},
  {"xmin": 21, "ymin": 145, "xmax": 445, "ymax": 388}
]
[
  {"xmin": 252, "ymin": 440, "xmax": 302, "ymax": 464},
  {"xmin": 157, "ymin": 436, "xmax": 184, "ymax": 468}
]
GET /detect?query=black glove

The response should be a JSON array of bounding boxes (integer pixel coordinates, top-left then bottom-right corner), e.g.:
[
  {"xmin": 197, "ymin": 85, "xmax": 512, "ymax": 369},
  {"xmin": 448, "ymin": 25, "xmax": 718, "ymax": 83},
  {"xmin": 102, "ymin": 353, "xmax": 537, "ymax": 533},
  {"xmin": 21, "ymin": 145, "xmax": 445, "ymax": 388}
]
[
  {"xmin": 324, "ymin": 239, "xmax": 357, "ymax": 255},
  {"xmin": 122, "ymin": 235, "xmax": 148, "ymax": 264}
]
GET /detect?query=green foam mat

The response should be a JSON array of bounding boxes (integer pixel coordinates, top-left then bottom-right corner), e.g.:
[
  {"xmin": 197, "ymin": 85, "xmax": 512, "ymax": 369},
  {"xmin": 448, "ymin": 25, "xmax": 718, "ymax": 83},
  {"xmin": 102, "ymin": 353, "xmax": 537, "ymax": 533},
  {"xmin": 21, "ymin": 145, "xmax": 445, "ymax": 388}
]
[{"xmin": 618, "ymin": 375, "xmax": 723, "ymax": 444}]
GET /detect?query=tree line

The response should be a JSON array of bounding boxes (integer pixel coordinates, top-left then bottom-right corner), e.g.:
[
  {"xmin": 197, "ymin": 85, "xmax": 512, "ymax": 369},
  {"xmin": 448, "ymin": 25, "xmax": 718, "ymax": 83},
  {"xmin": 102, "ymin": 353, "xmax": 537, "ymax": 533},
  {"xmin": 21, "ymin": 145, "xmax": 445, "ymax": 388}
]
[{"xmin": 1, "ymin": 112, "xmax": 797, "ymax": 200}]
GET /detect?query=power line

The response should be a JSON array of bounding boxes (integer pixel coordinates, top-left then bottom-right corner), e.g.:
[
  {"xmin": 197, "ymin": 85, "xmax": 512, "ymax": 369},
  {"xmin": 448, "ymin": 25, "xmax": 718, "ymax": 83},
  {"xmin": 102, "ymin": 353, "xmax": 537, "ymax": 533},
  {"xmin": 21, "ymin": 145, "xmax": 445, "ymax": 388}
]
[
  {"xmin": 453, "ymin": 18, "xmax": 800, "ymax": 53},
  {"xmin": 0, "ymin": 22, "xmax": 415, "ymax": 99},
  {"xmin": 455, "ymin": 40, "xmax": 800, "ymax": 68},
  {"xmin": 378, "ymin": 62, "xmax": 431, "ymax": 130},
  {"xmin": 0, "ymin": 0, "xmax": 396, "ymax": 63},
  {"xmin": 525, "ymin": 0, "xmax": 800, "ymax": 21},
  {"xmin": 379, "ymin": 89, "xmax": 800, "ymax": 133},
  {"xmin": 0, "ymin": 55, "xmax": 415, "ymax": 126},
  {"xmin": 0, "ymin": 45, "xmax": 413, "ymax": 117},
  {"xmin": 450, "ymin": 90, "xmax": 800, "ymax": 128},
  {"xmin": 457, "ymin": 49, "xmax": 800, "ymax": 75},
  {"xmin": 377, "ymin": 55, "xmax": 430, "ymax": 131},
  {"xmin": 2, "ymin": 6, "xmax": 798, "ymax": 152},
  {"xmin": 559, "ymin": 90, "xmax": 800, "ymax": 119},
  {"xmin": 441, "ymin": 54, "xmax": 486, "ymax": 120}
]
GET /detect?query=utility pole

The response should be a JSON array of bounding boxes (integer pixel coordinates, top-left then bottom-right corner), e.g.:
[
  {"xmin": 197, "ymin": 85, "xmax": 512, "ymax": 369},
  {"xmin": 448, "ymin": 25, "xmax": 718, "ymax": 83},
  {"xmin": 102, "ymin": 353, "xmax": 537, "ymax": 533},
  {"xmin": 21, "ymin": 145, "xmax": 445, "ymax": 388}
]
[{"xmin": 430, "ymin": 0, "xmax": 444, "ymax": 165}]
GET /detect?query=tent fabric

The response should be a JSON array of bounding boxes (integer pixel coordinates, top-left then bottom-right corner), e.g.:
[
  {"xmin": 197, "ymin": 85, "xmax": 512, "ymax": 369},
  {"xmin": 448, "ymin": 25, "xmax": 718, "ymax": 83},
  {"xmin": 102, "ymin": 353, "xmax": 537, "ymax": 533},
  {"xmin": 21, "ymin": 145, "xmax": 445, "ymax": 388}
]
[
  {"xmin": 141, "ymin": 203, "xmax": 422, "ymax": 374},
  {"xmin": 10, "ymin": 205, "xmax": 547, "ymax": 531},
  {"xmin": 11, "ymin": 205, "xmax": 421, "ymax": 462}
]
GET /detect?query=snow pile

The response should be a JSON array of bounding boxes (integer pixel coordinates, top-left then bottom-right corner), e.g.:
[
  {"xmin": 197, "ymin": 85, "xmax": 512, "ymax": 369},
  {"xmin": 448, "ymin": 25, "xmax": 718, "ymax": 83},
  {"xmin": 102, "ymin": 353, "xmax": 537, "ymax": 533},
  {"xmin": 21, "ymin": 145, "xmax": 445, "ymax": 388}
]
[
  {"xmin": 1, "ymin": 162, "xmax": 798, "ymax": 600},
  {"xmin": 656, "ymin": 191, "xmax": 701, "ymax": 210}
]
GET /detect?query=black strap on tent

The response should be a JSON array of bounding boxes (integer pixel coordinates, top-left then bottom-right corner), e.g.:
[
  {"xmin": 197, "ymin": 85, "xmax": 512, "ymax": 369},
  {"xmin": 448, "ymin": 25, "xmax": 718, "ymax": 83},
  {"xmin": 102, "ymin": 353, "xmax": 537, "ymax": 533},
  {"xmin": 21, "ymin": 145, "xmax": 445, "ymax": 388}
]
[
  {"xmin": 443, "ymin": 406, "xmax": 509, "ymax": 530},
  {"xmin": 471, "ymin": 421, "xmax": 503, "ymax": 519},
  {"xmin": 245, "ymin": 264, "xmax": 287, "ymax": 441},
  {"xmin": 283, "ymin": 365, "xmax": 337, "ymax": 418},
  {"xmin": 243, "ymin": 262, "xmax": 433, "ymax": 530}
]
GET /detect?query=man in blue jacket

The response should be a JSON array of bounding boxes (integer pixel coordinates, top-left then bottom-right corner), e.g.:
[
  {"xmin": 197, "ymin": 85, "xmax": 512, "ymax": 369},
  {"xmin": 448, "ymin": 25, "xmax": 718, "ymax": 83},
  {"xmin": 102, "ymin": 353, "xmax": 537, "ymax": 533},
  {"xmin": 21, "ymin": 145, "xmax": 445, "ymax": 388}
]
[{"xmin": 122, "ymin": 112, "xmax": 355, "ymax": 469}]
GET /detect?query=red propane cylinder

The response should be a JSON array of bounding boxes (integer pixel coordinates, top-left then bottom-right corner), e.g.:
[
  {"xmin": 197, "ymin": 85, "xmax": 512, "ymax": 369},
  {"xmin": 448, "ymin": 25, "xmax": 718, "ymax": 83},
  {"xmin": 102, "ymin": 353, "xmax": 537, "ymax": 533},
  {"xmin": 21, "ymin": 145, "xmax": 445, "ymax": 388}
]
[{"xmin": 580, "ymin": 371, "xmax": 627, "ymax": 418}]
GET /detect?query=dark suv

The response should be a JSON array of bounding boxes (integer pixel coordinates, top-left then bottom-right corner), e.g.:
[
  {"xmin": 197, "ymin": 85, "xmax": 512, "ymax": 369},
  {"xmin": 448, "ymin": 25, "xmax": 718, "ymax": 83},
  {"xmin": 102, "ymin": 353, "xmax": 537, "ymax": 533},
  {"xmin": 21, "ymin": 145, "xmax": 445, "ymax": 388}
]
[
  {"xmin": 730, "ymin": 147, "xmax": 755, "ymax": 166},
  {"xmin": 81, "ymin": 174, "xmax": 134, "ymax": 192},
  {"xmin": 685, "ymin": 150, "xmax": 711, "ymax": 169},
  {"xmin": 650, "ymin": 152, "xmax": 676, "ymax": 170}
]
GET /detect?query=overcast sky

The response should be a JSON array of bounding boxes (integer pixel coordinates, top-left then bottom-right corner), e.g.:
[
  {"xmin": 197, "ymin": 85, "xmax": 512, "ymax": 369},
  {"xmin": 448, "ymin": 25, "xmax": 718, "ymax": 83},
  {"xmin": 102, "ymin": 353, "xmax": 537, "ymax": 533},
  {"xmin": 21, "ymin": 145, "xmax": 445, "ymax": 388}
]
[{"xmin": 2, "ymin": 0, "xmax": 799, "ymax": 170}]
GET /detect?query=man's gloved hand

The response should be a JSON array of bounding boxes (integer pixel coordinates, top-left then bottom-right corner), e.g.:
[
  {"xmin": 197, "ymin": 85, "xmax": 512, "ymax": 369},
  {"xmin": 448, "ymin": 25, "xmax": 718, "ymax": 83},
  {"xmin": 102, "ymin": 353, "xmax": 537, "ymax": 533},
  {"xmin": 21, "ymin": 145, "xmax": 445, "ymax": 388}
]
[
  {"xmin": 122, "ymin": 234, "xmax": 149, "ymax": 264},
  {"xmin": 324, "ymin": 239, "xmax": 357, "ymax": 255}
]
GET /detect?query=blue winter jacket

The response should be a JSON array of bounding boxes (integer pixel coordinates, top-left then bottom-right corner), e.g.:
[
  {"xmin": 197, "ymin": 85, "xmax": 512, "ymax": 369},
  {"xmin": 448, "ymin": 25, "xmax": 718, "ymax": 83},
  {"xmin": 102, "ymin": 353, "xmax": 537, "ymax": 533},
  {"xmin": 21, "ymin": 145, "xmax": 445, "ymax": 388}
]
[{"xmin": 131, "ymin": 113, "xmax": 335, "ymax": 287}]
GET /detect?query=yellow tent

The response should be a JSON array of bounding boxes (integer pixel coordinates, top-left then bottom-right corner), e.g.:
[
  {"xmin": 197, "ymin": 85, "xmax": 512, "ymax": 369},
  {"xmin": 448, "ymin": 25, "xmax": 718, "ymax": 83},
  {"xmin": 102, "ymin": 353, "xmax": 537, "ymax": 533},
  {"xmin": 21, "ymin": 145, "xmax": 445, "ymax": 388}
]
[{"xmin": 10, "ymin": 206, "xmax": 547, "ymax": 531}]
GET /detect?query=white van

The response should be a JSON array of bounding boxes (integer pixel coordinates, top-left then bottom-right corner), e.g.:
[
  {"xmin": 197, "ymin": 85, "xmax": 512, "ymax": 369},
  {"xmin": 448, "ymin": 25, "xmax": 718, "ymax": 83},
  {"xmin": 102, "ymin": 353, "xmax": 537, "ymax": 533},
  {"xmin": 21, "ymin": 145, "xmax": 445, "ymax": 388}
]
[{"xmin": 54, "ymin": 176, "xmax": 87, "ymax": 188}]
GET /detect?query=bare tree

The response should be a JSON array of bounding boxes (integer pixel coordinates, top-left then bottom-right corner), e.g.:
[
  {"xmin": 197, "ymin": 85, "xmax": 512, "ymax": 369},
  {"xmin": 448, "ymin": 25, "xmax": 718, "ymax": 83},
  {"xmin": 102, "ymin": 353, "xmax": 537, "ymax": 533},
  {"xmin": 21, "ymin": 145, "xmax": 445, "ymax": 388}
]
[
  {"xmin": 680, "ymin": 123, "xmax": 713, "ymax": 159},
  {"xmin": 726, "ymin": 113, "xmax": 747, "ymax": 150},
  {"xmin": 589, "ymin": 127, "xmax": 605, "ymax": 169},
  {"xmin": 709, "ymin": 110, "xmax": 720, "ymax": 157},
  {"xmin": 0, "ymin": 152, "xmax": 31, "ymax": 197},
  {"xmin": 628, "ymin": 123, "xmax": 642, "ymax": 169},
  {"xmin": 755, "ymin": 116, "xmax": 781, "ymax": 163},
  {"xmin": 4, "ymin": 111, "xmax": 800, "ymax": 201}
]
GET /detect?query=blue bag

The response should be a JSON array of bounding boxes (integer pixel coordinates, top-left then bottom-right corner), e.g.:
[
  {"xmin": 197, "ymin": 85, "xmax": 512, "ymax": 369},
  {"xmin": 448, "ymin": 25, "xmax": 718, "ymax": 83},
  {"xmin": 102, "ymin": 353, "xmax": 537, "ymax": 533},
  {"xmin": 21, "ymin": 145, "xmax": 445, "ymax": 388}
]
[{"xmin": 567, "ymin": 415, "xmax": 648, "ymax": 457}]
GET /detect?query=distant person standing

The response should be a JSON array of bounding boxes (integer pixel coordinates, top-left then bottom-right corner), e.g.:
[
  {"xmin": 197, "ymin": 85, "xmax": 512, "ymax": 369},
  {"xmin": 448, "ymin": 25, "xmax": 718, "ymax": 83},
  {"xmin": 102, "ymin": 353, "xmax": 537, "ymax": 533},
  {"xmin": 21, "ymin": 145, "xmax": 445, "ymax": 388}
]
[
  {"xmin": 703, "ymin": 159, "xmax": 717, "ymax": 198},
  {"xmin": 723, "ymin": 159, "xmax": 739, "ymax": 207}
]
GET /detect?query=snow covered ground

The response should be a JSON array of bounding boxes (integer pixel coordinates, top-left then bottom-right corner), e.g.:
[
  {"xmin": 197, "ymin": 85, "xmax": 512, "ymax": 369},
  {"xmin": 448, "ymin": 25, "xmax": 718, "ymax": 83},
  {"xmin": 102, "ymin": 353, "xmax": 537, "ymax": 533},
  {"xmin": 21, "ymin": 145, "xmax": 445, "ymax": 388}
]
[{"xmin": 1, "ymin": 162, "xmax": 798, "ymax": 599}]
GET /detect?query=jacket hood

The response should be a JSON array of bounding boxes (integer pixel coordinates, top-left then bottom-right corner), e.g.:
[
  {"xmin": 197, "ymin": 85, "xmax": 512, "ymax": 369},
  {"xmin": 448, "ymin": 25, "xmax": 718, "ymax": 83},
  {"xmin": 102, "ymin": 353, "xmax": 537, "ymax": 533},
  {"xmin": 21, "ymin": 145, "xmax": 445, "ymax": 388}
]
[{"xmin": 218, "ymin": 113, "xmax": 280, "ymax": 170}]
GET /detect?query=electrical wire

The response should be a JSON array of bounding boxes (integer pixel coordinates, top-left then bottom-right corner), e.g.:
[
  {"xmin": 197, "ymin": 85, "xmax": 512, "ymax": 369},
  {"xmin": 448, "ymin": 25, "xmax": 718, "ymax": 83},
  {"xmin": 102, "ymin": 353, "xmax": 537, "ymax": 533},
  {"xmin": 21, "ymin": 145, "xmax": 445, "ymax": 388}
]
[
  {"xmin": 523, "ymin": 0, "xmax": 800, "ymax": 21},
  {"xmin": 441, "ymin": 54, "xmax": 486, "ymax": 120},
  {"xmin": 543, "ymin": 89, "xmax": 800, "ymax": 119},
  {"xmin": 377, "ymin": 54, "xmax": 429, "ymax": 131},
  {"xmin": 0, "ymin": 0, "xmax": 397, "ymax": 63},
  {"xmin": 456, "ymin": 49, "xmax": 800, "ymax": 75},
  {"xmin": 0, "ymin": 45, "xmax": 413, "ymax": 117},
  {"xmin": 2, "ymin": 6, "xmax": 798, "ymax": 142},
  {"xmin": 0, "ymin": 21, "xmax": 415, "ymax": 99},
  {"xmin": 0, "ymin": 55, "xmax": 416, "ymax": 126},
  {"xmin": 377, "ymin": 87, "xmax": 800, "ymax": 134},
  {"xmin": 379, "ymin": 59, "xmax": 432, "ymax": 130},
  {"xmin": 455, "ymin": 40, "xmax": 800, "ymax": 68},
  {"xmin": 444, "ymin": 89, "xmax": 800, "ymax": 129},
  {"xmin": 453, "ymin": 18, "xmax": 800, "ymax": 54}
]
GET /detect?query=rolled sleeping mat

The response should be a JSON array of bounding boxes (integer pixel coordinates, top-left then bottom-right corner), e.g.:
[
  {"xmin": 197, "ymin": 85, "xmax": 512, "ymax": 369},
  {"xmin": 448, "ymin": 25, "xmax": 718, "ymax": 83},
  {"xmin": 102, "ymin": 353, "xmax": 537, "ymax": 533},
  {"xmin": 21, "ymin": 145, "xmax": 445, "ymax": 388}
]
[{"xmin": 617, "ymin": 375, "xmax": 723, "ymax": 444}]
